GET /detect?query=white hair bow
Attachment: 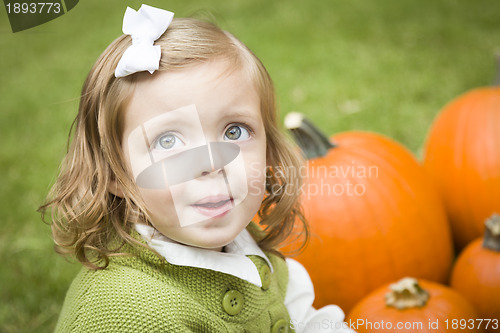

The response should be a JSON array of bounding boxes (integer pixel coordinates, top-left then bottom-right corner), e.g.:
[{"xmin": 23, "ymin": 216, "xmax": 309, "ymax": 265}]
[{"xmin": 115, "ymin": 5, "xmax": 174, "ymax": 78}]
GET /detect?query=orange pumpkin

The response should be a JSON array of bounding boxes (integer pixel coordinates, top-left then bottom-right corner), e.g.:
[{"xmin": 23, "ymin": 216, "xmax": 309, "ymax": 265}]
[
  {"xmin": 450, "ymin": 214, "xmax": 500, "ymax": 332},
  {"xmin": 283, "ymin": 113, "xmax": 454, "ymax": 313},
  {"xmin": 347, "ymin": 277, "xmax": 483, "ymax": 333},
  {"xmin": 423, "ymin": 87, "xmax": 500, "ymax": 250}
]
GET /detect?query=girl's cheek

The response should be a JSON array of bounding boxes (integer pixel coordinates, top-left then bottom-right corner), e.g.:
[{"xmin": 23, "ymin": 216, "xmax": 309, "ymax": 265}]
[
  {"xmin": 247, "ymin": 178, "xmax": 266, "ymax": 198},
  {"xmin": 246, "ymin": 161, "xmax": 266, "ymax": 197},
  {"xmin": 138, "ymin": 188, "xmax": 175, "ymax": 216}
]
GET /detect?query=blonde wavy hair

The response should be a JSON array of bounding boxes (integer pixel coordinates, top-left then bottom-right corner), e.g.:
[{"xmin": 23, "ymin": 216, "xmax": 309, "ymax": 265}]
[{"xmin": 40, "ymin": 17, "xmax": 308, "ymax": 269}]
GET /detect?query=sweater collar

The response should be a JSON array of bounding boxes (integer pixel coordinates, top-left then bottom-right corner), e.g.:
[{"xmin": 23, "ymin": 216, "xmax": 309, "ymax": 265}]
[{"xmin": 135, "ymin": 224, "xmax": 273, "ymax": 287}]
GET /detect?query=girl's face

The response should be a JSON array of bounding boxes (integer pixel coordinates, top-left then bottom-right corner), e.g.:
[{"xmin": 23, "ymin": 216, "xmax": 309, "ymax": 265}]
[{"xmin": 120, "ymin": 60, "xmax": 267, "ymax": 251}]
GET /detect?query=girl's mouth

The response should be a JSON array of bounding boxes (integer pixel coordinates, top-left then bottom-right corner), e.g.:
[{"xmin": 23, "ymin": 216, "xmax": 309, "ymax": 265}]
[{"xmin": 191, "ymin": 196, "xmax": 234, "ymax": 218}]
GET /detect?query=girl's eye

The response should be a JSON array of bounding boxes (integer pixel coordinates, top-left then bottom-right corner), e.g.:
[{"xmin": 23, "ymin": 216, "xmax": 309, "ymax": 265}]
[
  {"xmin": 224, "ymin": 125, "xmax": 250, "ymax": 141},
  {"xmin": 154, "ymin": 133, "xmax": 184, "ymax": 151}
]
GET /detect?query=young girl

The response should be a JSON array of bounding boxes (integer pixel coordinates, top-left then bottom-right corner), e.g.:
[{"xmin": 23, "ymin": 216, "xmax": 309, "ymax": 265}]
[{"xmin": 41, "ymin": 4, "xmax": 354, "ymax": 332}]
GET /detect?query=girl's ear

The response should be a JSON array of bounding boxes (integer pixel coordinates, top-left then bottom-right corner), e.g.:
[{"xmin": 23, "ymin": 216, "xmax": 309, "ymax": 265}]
[{"xmin": 109, "ymin": 179, "xmax": 125, "ymax": 198}]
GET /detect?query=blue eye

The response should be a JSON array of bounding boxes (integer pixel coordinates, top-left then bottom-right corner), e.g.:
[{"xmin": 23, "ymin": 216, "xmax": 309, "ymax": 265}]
[
  {"xmin": 154, "ymin": 133, "xmax": 184, "ymax": 150},
  {"xmin": 224, "ymin": 125, "xmax": 250, "ymax": 141}
]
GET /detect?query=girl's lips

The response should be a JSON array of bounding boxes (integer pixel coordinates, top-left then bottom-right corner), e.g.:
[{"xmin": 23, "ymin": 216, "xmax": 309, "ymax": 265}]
[{"xmin": 191, "ymin": 196, "xmax": 234, "ymax": 218}]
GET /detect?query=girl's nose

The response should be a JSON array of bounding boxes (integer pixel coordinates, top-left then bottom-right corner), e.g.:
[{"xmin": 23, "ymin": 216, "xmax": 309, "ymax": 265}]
[
  {"xmin": 200, "ymin": 168, "xmax": 224, "ymax": 177},
  {"xmin": 208, "ymin": 141, "xmax": 240, "ymax": 171}
]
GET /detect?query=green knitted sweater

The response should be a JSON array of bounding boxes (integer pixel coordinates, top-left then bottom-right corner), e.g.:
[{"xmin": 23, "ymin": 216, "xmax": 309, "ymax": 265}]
[{"xmin": 55, "ymin": 235, "xmax": 292, "ymax": 332}]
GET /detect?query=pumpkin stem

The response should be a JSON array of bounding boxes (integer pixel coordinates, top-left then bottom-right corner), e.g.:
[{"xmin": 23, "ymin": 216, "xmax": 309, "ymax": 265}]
[
  {"xmin": 385, "ymin": 277, "xmax": 430, "ymax": 310},
  {"xmin": 284, "ymin": 112, "xmax": 336, "ymax": 159},
  {"xmin": 483, "ymin": 213, "xmax": 500, "ymax": 252}
]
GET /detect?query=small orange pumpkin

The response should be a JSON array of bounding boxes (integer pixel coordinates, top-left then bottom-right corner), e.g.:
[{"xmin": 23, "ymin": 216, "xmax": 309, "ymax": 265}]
[
  {"xmin": 347, "ymin": 277, "xmax": 483, "ymax": 333},
  {"xmin": 450, "ymin": 213, "xmax": 500, "ymax": 332},
  {"xmin": 283, "ymin": 113, "xmax": 454, "ymax": 313},
  {"xmin": 423, "ymin": 86, "xmax": 500, "ymax": 250}
]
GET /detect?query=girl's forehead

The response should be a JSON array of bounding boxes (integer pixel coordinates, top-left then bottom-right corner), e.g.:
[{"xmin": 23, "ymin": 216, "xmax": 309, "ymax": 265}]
[
  {"xmin": 122, "ymin": 60, "xmax": 261, "ymax": 135},
  {"xmin": 135, "ymin": 59, "xmax": 248, "ymax": 91}
]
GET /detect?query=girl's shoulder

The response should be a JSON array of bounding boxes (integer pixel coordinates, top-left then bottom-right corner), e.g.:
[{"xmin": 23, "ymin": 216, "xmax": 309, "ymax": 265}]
[{"xmin": 54, "ymin": 260, "xmax": 175, "ymax": 332}]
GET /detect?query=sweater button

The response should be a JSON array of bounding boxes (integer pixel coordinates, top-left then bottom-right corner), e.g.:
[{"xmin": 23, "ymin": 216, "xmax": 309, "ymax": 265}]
[
  {"xmin": 222, "ymin": 290, "xmax": 244, "ymax": 315},
  {"xmin": 259, "ymin": 264, "xmax": 272, "ymax": 290},
  {"xmin": 271, "ymin": 318, "xmax": 288, "ymax": 333}
]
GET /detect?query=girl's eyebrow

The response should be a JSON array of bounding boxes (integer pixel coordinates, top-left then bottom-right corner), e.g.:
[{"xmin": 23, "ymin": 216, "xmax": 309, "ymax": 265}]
[
  {"xmin": 141, "ymin": 105, "xmax": 203, "ymax": 144},
  {"xmin": 142, "ymin": 114, "xmax": 189, "ymax": 145},
  {"xmin": 219, "ymin": 108, "xmax": 259, "ymax": 123}
]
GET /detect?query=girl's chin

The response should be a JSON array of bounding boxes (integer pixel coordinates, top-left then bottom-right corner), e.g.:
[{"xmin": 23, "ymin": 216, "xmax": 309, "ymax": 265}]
[
  {"xmin": 188, "ymin": 228, "xmax": 238, "ymax": 248},
  {"xmin": 180, "ymin": 238, "xmax": 231, "ymax": 252},
  {"xmin": 156, "ymin": 223, "xmax": 242, "ymax": 250}
]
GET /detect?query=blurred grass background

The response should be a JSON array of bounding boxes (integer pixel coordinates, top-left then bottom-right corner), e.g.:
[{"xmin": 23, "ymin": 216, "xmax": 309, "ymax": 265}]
[{"xmin": 1, "ymin": 0, "xmax": 500, "ymax": 331}]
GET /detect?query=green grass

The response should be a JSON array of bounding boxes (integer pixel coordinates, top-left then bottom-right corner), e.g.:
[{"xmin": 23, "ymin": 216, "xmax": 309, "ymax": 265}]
[{"xmin": 1, "ymin": 0, "xmax": 500, "ymax": 331}]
